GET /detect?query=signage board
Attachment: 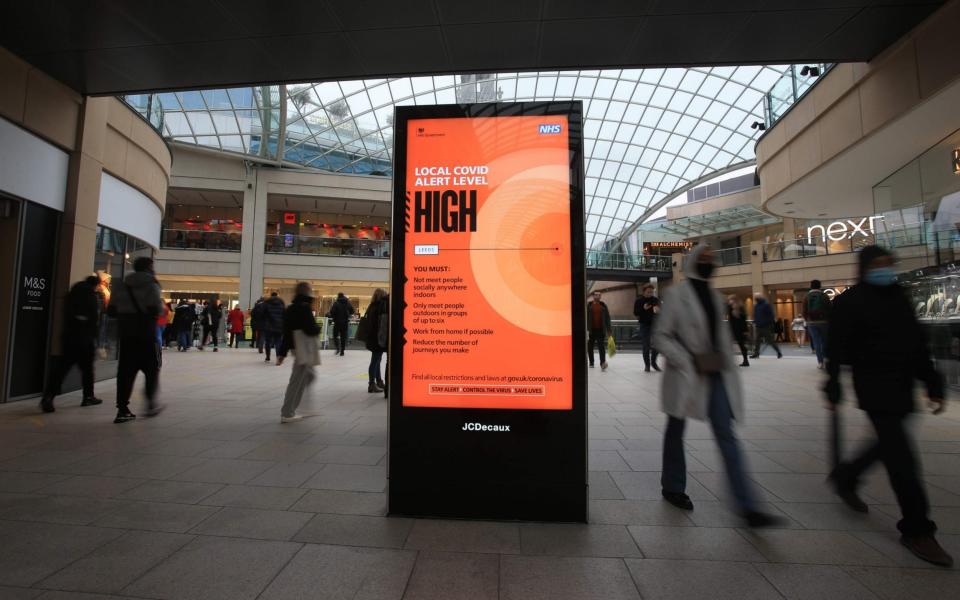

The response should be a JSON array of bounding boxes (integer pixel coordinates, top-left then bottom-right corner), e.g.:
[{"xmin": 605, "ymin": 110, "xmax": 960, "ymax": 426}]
[
  {"xmin": 643, "ymin": 241, "xmax": 694, "ymax": 255},
  {"xmin": 389, "ymin": 102, "xmax": 587, "ymax": 521},
  {"xmin": 9, "ymin": 201, "xmax": 60, "ymax": 398}
]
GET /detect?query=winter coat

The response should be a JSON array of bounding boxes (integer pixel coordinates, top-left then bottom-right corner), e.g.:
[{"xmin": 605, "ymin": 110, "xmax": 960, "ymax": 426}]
[
  {"xmin": 726, "ymin": 305, "xmax": 748, "ymax": 336},
  {"xmin": 328, "ymin": 296, "xmax": 354, "ymax": 326},
  {"xmin": 261, "ymin": 296, "xmax": 285, "ymax": 334},
  {"xmin": 826, "ymin": 282, "xmax": 943, "ymax": 413},
  {"xmin": 586, "ymin": 300, "xmax": 611, "ymax": 333},
  {"xmin": 62, "ymin": 279, "xmax": 100, "ymax": 341},
  {"xmin": 173, "ymin": 303, "xmax": 196, "ymax": 332},
  {"xmin": 227, "ymin": 308, "xmax": 245, "ymax": 334},
  {"xmin": 364, "ymin": 296, "xmax": 389, "ymax": 352},
  {"xmin": 279, "ymin": 294, "xmax": 320, "ymax": 357},
  {"xmin": 201, "ymin": 304, "xmax": 223, "ymax": 327},
  {"xmin": 250, "ymin": 300, "xmax": 266, "ymax": 328},
  {"xmin": 753, "ymin": 299, "xmax": 775, "ymax": 328},
  {"xmin": 109, "ymin": 271, "xmax": 164, "ymax": 340},
  {"xmin": 652, "ymin": 245, "xmax": 744, "ymax": 422}
]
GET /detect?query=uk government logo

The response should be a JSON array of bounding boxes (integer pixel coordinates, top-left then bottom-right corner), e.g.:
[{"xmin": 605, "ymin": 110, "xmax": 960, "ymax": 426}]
[
  {"xmin": 462, "ymin": 422, "xmax": 511, "ymax": 432},
  {"xmin": 538, "ymin": 124, "xmax": 562, "ymax": 134}
]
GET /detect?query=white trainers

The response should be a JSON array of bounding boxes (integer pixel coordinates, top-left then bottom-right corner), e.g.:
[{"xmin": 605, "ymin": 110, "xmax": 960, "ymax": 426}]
[{"xmin": 280, "ymin": 415, "xmax": 304, "ymax": 423}]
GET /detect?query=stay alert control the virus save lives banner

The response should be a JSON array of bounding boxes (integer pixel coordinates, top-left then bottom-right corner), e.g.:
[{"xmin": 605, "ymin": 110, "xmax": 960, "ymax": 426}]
[{"xmin": 403, "ymin": 115, "xmax": 573, "ymax": 410}]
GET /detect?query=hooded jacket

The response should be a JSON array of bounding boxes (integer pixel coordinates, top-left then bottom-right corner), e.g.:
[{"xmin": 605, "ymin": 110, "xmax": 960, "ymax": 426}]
[
  {"xmin": 109, "ymin": 271, "xmax": 164, "ymax": 340},
  {"xmin": 652, "ymin": 244, "xmax": 744, "ymax": 421},
  {"xmin": 279, "ymin": 294, "xmax": 320, "ymax": 357},
  {"xmin": 825, "ymin": 246, "xmax": 943, "ymax": 412},
  {"xmin": 261, "ymin": 295, "xmax": 286, "ymax": 334},
  {"xmin": 62, "ymin": 278, "xmax": 100, "ymax": 341},
  {"xmin": 328, "ymin": 295, "xmax": 354, "ymax": 326}
]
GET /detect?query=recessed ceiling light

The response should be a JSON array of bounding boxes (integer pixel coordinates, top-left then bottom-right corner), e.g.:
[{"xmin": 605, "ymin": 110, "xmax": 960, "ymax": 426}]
[
  {"xmin": 784, "ymin": 201, "xmax": 793, "ymax": 205},
  {"xmin": 818, "ymin": 213, "xmax": 827, "ymax": 217},
  {"xmin": 786, "ymin": 210, "xmax": 795, "ymax": 214}
]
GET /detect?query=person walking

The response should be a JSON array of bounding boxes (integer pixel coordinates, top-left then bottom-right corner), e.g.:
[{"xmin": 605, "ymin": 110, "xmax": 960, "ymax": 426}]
[
  {"xmin": 363, "ymin": 289, "xmax": 389, "ymax": 393},
  {"xmin": 172, "ymin": 299, "xmax": 195, "ymax": 352},
  {"xmin": 803, "ymin": 279, "xmax": 832, "ymax": 369},
  {"xmin": 250, "ymin": 296, "xmax": 264, "ymax": 354},
  {"xmin": 825, "ymin": 245, "xmax": 952, "ymax": 567},
  {"xmin": 328, "ymin": 292, "xmax": 354, "ymax": 356},
  {"xmin": 727, "ymin": 295, "xmax": 750, "ymax": 367},
  {"xmin": 261, "ymin": 292, "xmax": 285, "ymax": 362},
  {"xmin": 40, "ymin": 276, "xmax": 104, "ymax": 413},
  {"xmin": 791, "ymin": 314, "xmax": 807, "ymax": 347},
  {"xmin": 199, "ymin": 299, "xmax": 222, "ymax": 351},
  {"xmin": 653, "ymin": 245, "xmax": 780, "ymax": 527},
  {"xmin": 156, "ymin": 301, "xmax": 170, "ymax": 351},
  {"xmin": 586, "ymin": 290, "xmax": 611, "ymax": 371},
  {"xmin": 108, "ymin": 257, "xmax": 165, "ymax": 423},
  {"xmin": 750, "ymin": 294, "xmax": 782, "ymax": 359},
  {"xmin": 634, "ymin": 283, "xmax": 661, "ymax": 372},
  {"xmin": 276, "ymin": 282, "xmax": 320, "ymax": 423},
  {"xmin": 228, "ymin": 305, "xmax": 245, "ymax": 348}
]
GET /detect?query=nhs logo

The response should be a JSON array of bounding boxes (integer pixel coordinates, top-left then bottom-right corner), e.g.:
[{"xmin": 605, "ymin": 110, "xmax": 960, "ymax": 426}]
[{"xmin": 538, "ymin": 124, "xmax": 562, "ymax": 134}]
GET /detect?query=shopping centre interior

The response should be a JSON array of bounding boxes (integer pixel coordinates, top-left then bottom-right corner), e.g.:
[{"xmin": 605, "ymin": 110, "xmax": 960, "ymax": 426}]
[{"xmin": 2, "ymin": 1, "xmax": 960, "ymax": 597}]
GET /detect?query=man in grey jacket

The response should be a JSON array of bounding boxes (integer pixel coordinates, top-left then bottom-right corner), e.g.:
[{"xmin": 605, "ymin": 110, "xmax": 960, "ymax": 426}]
[{"xmin": 109, "ymin": 257, "xmax": 165, "ymax": 423}]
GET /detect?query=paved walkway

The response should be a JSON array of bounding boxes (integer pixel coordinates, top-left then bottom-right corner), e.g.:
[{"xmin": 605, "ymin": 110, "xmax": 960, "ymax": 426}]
[{"xmin": 0, "ymin": 346, "xmax": 958, "ymax": 599}]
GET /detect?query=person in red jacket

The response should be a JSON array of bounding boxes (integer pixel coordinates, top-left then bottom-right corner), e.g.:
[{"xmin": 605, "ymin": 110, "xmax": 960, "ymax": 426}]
[{"xmin": 227, "ymin": 305, "xmax": 245, "ymax": 348}]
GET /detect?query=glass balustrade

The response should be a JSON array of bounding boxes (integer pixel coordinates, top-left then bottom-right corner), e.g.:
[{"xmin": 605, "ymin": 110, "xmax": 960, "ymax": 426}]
[
  {"xmin": 585, "ymin": 251, "xmax": 672, "ymax": 272},
  {"xmin": 160, "ymin": 229, "xmax": 242, "ymax": 251},
  {"xmin": 265, "ymin": 234, "xmax": 390, "ymax": 257}
]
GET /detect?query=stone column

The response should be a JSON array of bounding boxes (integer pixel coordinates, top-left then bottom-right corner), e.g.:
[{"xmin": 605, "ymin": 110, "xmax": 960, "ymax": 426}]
[
  {"xmin": 238, "ymin": 166, "xmax": 268, "ymax": 309},
  {"xmin": 749, "ymin": 240, "xmax": 765, "ymax": 298},
  {"xmin": 50, "ymin": 97, "xmax": 108, "ymax": 353}
]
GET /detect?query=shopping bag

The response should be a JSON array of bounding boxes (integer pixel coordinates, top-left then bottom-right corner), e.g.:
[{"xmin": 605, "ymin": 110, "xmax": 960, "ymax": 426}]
[{"xmin": 607, "ymin": 335, "xmax": 617, "ymax": 358}]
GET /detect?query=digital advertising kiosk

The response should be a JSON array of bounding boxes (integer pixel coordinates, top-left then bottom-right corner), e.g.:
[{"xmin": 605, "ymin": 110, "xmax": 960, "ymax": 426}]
[{"xmin": 388, "ymin": 102, "xmax": 587, "ymax": 521}]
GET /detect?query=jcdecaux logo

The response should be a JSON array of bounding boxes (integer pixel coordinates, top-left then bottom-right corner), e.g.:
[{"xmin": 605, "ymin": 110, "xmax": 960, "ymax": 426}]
[{"xmin": 538, "ymin": 124, "xmax": 562, "ymax": 134}]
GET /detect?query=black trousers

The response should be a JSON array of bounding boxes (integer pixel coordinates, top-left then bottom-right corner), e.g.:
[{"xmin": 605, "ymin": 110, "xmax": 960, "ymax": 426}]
[
  {"xmin": 229, "ymin": 332, "xmax": 241, "ymax": 348},
  {"xmin": 588, "ymin": 328, "xmax": 606, "ymax": 366},
  {"xmin": 116, "ymin": 338, "xmax": 159, "ymax": 411},
  {"xmin": 333, "ymin": 322, "xmax": 348, "ymax": 354},
  {"xmin": 732, "ymin": 330, "xmax": 749, "ymax": 362},
  {"xmin": 45, "ymin": 338, "xmax": 95, "ymax": 400},
  {"xmin": 201, "ymin": 324, "xmax": 217, "ymax": 348},
  {"xmin": 752, "ymin": 325, "xmax": 780, "ymax": 356},
  {"xmin": 836, "ymin": 411, "xmax": 936, "ymax": 537},
  {"xmin": 638, "ymin": 323, "xmax": 658, "ymax": 368}
]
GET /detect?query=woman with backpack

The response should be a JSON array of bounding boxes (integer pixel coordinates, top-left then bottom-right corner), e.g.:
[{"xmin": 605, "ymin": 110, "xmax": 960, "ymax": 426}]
[
  {"xmin": 363, "ymin": 288, "xmax": 389, "ymax": 393},
  {"xmin": 803, "ymin": 279, "xmax": 832, "ymax": 369}
]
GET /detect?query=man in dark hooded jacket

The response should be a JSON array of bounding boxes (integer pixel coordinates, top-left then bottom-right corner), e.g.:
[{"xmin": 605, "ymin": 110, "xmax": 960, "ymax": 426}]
[
  {"xmin": 40, "ymin": 276, "xmax": 103, "ymax": 412},
  {"xmin": 328, "ymin": 292, "xmax": 354, "ymax": 356},
  {"xmin": 261, "ymin": 292, "xmax": 285, "ymax": 362},
  {"xmin": 109, "ymin": 257, "xmax": 165, "ymax": 423},
  {"xmin": 825, "ymin": 245, "xmax": 952, "ymax": 567}
]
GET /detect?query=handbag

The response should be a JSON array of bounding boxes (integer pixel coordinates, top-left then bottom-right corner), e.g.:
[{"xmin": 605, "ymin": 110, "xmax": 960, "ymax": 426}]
[
  {"xmin": 673, "ymin": 334, "xmax": 724, "ymax": 374},
  {"xmin": 293, "ymin": 330, "xmax": 321, "ymax": 366}
]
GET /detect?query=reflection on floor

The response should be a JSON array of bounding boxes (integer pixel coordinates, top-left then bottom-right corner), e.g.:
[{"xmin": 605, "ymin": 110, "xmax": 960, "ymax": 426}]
[{"xmin": 0, "ymin": 347, "xmax": 958, "ymax": 599}]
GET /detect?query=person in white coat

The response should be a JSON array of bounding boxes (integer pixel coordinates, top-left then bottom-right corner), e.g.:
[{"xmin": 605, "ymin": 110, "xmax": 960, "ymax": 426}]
[{"xmin": 653, "ymin": 244, "xmax": 781, "ymax": 528}]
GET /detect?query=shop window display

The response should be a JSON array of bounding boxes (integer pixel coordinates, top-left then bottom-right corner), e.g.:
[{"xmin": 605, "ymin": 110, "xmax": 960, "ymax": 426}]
[
  {"xmin": 899, "ymin": 264, "xmax": 960, "ymax": 389},
  {"xmin": 93, "ymin": 226, "xmax": 154, "ymax": 362}
]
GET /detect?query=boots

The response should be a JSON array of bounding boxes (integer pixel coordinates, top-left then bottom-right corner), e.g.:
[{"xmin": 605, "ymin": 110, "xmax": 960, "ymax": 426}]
[
  {"xmin": 368, "ymin": 381, "xmax": 384, "ymax": 393},
  {"xmin": 740, "ymin": 356, "xmax": 750, "ymax": 367}
]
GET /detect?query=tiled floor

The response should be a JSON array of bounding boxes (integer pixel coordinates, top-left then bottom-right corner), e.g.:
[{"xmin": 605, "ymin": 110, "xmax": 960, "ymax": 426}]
[{"xmin": 0, "ymin": 346, "xmax": 958, "ymax": 599}]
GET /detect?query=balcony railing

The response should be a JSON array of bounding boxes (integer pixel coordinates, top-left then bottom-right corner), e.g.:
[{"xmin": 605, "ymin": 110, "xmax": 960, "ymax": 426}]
[
  {"xmin": 161, "ymin": 229, "xmax": 241, "ymax": 251},
  {"xmin": 120, "ymin": 94, "xmax": 165, "ymax": 133},
  {"xmin": 764, "ymin": 64, "xmax": 831, "ymax": 128},
  {"xmin": 586, "ymin": 251, "xmax": 672, "ymax": 272},
  {"xmin": 265, "ymin": 234, "xmax": 390, "ymax": 257}
]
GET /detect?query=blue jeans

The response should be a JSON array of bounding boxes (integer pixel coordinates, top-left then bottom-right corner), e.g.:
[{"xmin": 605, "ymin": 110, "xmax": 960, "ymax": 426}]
[
  {"xmin": 368, "ymin": 349, "xmax": 384, "ymax": 384},
  {"xmin": 807, "ymin": 323, "xmax": 827, "ymax": 364},
  {"xmin": 661, "ymin": 374, "xmax": 758, "ymax": 512},
  {"xmin": 177, "ymin": 330, "xmax": 190, "ymax": 350}
]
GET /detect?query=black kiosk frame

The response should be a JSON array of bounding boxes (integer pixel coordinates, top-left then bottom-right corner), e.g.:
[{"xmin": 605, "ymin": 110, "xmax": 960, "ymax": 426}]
[{"xmin": 388, "ymin": 102, "xmax": 587, "ymax": 522}]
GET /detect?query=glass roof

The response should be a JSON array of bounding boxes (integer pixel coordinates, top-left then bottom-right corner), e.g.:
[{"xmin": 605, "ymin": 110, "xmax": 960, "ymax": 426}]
[{"xmin": 144, "ymin": 66, "xmax": 788, "ymax": 249}]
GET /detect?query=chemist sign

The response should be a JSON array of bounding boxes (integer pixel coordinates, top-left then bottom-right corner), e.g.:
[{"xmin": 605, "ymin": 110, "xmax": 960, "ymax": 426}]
[{"xmin": 388, "ymin": 103, "xmax": 587, "ymax": 522}]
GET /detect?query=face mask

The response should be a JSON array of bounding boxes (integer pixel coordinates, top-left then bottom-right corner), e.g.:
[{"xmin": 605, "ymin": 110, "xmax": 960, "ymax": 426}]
[
  {"xmin": 864, "ymin": 267, "xmax": 897, "ymax": 286},
  {"xmin": 695, "ymin": 262, "xmax": 714, "ymax": 279}
]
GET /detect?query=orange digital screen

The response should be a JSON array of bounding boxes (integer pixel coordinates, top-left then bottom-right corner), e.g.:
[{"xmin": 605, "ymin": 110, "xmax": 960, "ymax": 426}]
[{"xmin": 403, "ymin": 115, "xmax": 573, "ymax": 410}]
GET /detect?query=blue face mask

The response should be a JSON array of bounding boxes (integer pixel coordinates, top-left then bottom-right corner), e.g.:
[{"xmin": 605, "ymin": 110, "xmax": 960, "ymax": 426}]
[{"xmin": 864, "ymin": 267, "xmax": 897, "ymax": 286}]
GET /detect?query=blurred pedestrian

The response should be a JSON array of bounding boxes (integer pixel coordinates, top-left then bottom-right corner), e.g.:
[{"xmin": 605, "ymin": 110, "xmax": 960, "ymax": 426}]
[
  {"xmin": 654, "ymin": 245, "xmax": 780, "ymax": 527},
  {"xmin": 726, "ymin": 295, "xmax": 750, "ymax": 367},
  {"xmin": 228, "ymin": 305, "xmax": 245, "ymax": 348},
  {"xmin": 825, "ymin": 245, "xmax": 952, "ymax": 567},
  {"xmin": 328, "ymin": 292, "xmax": 354, "ymax": 356},
  {"xmin": 803, "ymin": 279, "xmax": 832, "ymax": 369},
  {"xmin": 251, "ymin": 296, "xmax": 266, "ymax": 351},
  {"xmin": 108, "ymin": 257, "xmax": 165, "ymax": 423},
  {"xmin": 262, "ymin": 292, "xmax": 285, "ymax": 362},
  {"xmin": 276, "ymin": 282, "xmax": 320, "ymax": 422},
  {"xmin": 172, "ymin": 299, "xmax": 195, "ymax": 352},
  {"xmin": 750, "ymin": 294, "xmax": 782, "ymax": 359},
  {"xmin": 586, "ymin": 291, "xmax": 611, "ymax": 371},
  {"xmin": 199, "ymin": 299, "xmax": 222, "ymax": 351},
  {"xmin": 40, "ymin": 276, "xmax": 104, "ymax": 413},
  {"xmin": 634, "ymin": 283, "xmax": 661, "ymax": 372},
  {"xmin": 363, "ymin": 288, "xmax": 389, "ymax": 393}
]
